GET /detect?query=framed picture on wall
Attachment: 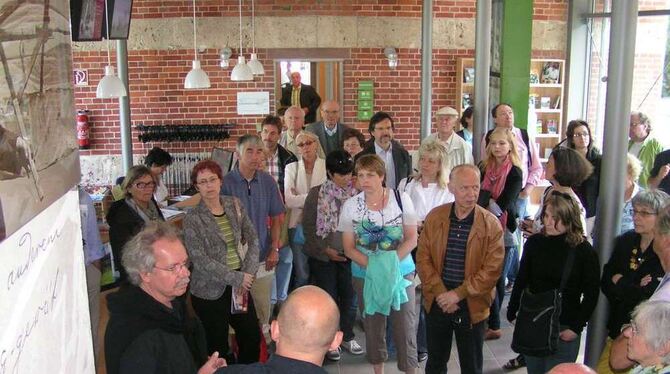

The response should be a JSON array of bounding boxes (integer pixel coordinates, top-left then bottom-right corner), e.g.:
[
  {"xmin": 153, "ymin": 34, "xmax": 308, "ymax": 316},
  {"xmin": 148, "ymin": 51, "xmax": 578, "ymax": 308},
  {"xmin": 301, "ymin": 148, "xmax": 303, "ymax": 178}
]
[{"xmin": 541, "ymin": 62, "xmax": 560, "ymax": 84}]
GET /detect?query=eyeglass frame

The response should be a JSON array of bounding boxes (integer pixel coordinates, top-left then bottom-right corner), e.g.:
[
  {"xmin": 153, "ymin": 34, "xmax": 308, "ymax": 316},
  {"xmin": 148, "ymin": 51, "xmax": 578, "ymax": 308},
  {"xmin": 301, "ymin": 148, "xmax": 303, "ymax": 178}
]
[
  {"xmin": 296, "ymin": 140, "xmax": 316, "ymax": 148},
  {"xmin": 632, "ymin": 209, "xmax": 657, "ymax": 217},
  {"xmin": 154, "ymin": 259, "xmax": 192, "ymax": 274},
  {"xmin": 620, "ymin": 320, "xmax": 639, "ymax": 336},
  {"xmin": 134, "ymin": 181, "xmax": 157, "ymax": 189},
  {"xmin": 196, "ymin": 176, "xmax": 220, "ymax": 186}
]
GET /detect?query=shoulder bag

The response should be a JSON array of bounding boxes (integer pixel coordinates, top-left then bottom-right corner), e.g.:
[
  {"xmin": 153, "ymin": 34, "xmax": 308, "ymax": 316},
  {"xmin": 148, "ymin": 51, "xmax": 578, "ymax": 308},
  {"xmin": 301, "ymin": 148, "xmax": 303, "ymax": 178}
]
[{"xmin": 511, "ymin": 247, "xmax": 576, "ymax": 357}]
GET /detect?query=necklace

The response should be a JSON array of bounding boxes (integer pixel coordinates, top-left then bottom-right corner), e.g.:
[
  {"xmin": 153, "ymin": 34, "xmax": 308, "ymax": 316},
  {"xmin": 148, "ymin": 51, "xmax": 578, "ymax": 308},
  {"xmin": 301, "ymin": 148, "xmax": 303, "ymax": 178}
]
[{"xmin": 366, "ymin": 188, "xmax": 386, "ymax": 209}]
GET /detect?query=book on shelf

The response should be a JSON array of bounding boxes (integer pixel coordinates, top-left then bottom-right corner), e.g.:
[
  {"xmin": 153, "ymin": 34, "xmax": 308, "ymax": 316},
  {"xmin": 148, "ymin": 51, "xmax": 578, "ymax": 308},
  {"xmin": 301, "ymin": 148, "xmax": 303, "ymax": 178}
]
[
  {"xmin": 553, "ymin": 96, "xmax": 561, "ymax": 109},
  {"xmin": 540, "ymin": 97, "xmax": 551, "ymax": 109}
]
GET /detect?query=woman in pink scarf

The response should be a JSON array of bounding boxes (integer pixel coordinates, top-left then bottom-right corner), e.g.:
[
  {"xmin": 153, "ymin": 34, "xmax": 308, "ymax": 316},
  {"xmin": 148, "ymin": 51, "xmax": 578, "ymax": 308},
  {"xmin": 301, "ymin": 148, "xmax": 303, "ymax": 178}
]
[{"xmin": 478, "ymin": 127, "xmax": 524, "ymax": 340}]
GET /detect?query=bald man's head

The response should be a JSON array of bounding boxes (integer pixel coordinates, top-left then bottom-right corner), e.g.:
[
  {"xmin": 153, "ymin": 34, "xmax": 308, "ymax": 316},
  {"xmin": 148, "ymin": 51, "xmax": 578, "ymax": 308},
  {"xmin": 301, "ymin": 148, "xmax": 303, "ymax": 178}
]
[
  {"xmin": 275, "ymin": 286, "xmax": 340, "ymax": 353},
  {"xmin": 547, "ymin": 363, "xmax": 596, "ymax": 374}
]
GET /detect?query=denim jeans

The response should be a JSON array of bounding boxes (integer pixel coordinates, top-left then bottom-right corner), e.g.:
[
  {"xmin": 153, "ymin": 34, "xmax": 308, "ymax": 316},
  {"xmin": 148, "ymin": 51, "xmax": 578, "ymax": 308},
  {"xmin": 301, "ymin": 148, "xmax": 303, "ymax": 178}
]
[
  {"xmin": 271, "ymin": 245, "xmax": 293, "ymax": 304},
  {"xmin": 488, "ymin": 246, "xmax": 513, "ymax": 330},
  {"xmin": 288, "ymin": 227, "xmax": 310, "ymax": 289},
  {"xmin": 524, "ymin": 333, "xmax": 581, "ymax": 374}
]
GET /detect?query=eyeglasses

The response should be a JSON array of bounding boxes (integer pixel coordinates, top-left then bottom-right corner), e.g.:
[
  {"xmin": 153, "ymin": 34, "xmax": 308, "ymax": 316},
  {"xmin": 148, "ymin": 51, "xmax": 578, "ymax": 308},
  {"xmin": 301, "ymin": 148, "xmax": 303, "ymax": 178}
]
[
  {"xmin": 296, "ymin": 140, "xmax": 315, "ymax": 148},
  {"xmin": 196, "ymin": 177, "xmax": 219, "ymax": 186},
  {"xmin": 135, "ymin": 181, "xmax": 156, "ymax": 189},
  {"xmin": 633, "ymin": 209, "xmax": 657, "ymax": 217},
  {"xmin": 630, "ymin": 122, "xmax": 643, "ymax": 127},
  {"xmin": 154, "ymin": 259, "xmax": 191, "ymax": 274},
  {"xmin": 322, "ymin": 110, "xmax": 339, "ymax": 115},
  {"xmin": 572, "ymin": 132, "xmax": 590, "ymax": 138},
  {"xmin": 620, "ymin": 321, "xmax": 638, "ymax": 335}
]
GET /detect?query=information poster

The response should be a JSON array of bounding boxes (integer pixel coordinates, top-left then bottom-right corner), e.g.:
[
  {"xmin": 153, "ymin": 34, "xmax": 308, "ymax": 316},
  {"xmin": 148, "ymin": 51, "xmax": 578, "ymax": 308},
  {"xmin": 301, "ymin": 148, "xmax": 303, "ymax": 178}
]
[{"xmin": 0, "ymin": 190, "xmax": 94, "ymax": 374}]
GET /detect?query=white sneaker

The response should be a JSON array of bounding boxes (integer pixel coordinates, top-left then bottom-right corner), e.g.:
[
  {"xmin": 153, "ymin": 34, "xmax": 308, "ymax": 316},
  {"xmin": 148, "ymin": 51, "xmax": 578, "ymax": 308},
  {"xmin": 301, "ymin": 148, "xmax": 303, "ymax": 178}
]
[
  {"xmin": 341, "ymin": 339, "xmax": 364, "ymax": 355},
  {"xmin": 326, "ymin": 347, "xmax": 341, "ymax": 361}
]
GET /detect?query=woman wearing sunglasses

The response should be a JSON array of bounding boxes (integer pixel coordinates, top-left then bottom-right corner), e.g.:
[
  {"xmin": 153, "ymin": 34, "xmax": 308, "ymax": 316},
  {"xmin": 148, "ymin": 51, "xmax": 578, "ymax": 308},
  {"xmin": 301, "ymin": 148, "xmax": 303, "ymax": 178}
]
[
  {"xmin": 182, "ymin": 159, "xmax": 261, "ymax": 364},
  {"xmin": 284, "ymin": 131, "xmax": 327, "ymax": 289},
  {"xmin": 107, "ymin": 165, "xmax": 165, "ymax": 283},
  {"xmin": 507, "ymin": 192, "xmax": 600, "ymax": 373}
]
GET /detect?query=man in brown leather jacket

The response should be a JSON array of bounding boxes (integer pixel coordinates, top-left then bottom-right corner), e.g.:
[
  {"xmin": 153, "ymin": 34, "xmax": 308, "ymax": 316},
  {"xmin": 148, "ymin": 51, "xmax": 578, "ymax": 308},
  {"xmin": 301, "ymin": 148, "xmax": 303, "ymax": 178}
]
[{"xmin": 416, "ymin": 164, "xmax": 504, "ymax": 374}]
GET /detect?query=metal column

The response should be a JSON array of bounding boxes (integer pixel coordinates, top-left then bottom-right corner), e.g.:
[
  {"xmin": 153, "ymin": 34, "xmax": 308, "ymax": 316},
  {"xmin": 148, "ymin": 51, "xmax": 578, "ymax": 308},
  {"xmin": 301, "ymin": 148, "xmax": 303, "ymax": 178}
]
[
  {"xmin": 419, "ymin": 0, "xmax": 433, "ymax": 140},
  {"xmin": 117, "ymin": 39, "xmax": 133, "ymax": 173},
  {"xmin": 472, "ymin": 0, "xmax": 492, "ymax": 163},
  {"xmin": 585, "ymin": 0, "xmax": 638, "ymax": 367}
]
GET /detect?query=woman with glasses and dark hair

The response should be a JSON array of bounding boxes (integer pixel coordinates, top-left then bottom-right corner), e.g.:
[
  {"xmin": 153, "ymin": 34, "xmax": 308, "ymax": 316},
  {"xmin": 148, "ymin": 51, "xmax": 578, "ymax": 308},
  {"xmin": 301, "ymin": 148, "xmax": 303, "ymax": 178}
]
[
  {"xmin": 565, "ymin": 120, "xmax": 601, "ymax": 236},
  {"xmin": 508, "ymin": 192, "xmax": 600, "ymax": 374},
  {"xmin": 302, "ymin": 150, "xmax": 363, "ymax": 360},
  {"xmin": 597, "ymin": 189, "xmax": 669, "ymax": 374},
  {"xmin": 285, "ymin": 131, "xmax": 328, "ymax": 289},
  {"xmin": 106, "ymin": 165, "xmax": 165, "ymax": 282},
  {"xmin": 338, "ymin": 154, "xmax": 419, "ymax": 374},
  {"xmin": 182, "ymin": 159, "xmax": 261, "ymax": 364}
]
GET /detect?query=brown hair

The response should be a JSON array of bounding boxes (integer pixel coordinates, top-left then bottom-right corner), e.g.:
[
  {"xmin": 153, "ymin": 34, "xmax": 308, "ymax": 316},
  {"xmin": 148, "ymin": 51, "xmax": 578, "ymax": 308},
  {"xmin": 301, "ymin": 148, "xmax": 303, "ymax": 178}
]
[
  {"xmin": 541, "ymin": 191, "xmax": 585, "ymax": 247},
  {"xmin": 354, "ymin": 154, "xmax": 386, "ymax": 177},
  {"xmin": 550, "ymin": 147, "xmax": 594, "ymax": 187}
]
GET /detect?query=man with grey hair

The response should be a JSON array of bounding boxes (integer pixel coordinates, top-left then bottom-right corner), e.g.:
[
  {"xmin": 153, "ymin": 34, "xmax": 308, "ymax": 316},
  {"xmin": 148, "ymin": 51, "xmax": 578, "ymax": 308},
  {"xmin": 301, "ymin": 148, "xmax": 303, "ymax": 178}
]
[
  {"xmin": 221, "ymin": 134, "xmax": 285, "ymax": 324},
  {"xmin": 280, "ymin": 106, "xmax": 306, "ymax": 156},
  {"xmin": 305, "ymin": 100, "xmax": 348, "ymax": 156},
  {"xmin": 104, "ymin": 222, "xmax": 225, "ymax": 374},
  {"xmin": 280, "ymin": 72, "xmax": 321, "ymax": 123},
  {"xmin": 628, "ymin": 111, "xmax": 663, "ymax": 188},
  {"xmin": 217, "ymin": 286, "xmax": 343, "ymax": 373},
  {"xmin": 417, "ymin": 164, "xmax": 504, "ymax": 374}
]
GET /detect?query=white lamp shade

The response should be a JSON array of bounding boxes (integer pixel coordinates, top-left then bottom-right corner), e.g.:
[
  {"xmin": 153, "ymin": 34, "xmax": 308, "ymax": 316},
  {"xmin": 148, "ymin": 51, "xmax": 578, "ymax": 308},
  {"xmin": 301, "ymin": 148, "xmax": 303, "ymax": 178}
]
[
  {"xmin": 231, "ymin": 56, "xmax": 254, "ymax": 81},
  {"xmin": 247, "ymin": 53, "xmax": 265, "ymax": 75},
  {"xmin": 96, "ymin": 65, "xmax": 127, "ymax": 98},
  {"xmin": 184, "ymin": 60, "xmax": 211, "ymax": 89}
]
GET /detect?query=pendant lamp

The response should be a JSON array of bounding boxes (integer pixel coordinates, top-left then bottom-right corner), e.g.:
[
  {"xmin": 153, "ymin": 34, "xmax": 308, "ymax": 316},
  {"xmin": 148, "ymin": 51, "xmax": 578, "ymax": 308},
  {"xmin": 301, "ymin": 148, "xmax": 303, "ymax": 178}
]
[
  {"xmin": 230, "ymin": 0, "xmax": 253, "ymax": 81},
  {"xmin": 246, "ymin": 0, "xmax": 264, "ymax": 75},
  {"xmin": 96, "ymin": 0, "xmax": 127, "ymax": 98},
  {"xmin": 184, "ymin": 0, "xmax": 211, "ymax": 89}
]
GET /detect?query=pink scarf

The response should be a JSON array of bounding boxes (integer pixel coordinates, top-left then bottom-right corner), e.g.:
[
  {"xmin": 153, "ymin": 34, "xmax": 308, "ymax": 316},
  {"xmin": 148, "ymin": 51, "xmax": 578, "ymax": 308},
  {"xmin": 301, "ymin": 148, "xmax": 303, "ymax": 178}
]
[{"xmin": 482, "ymin": 156, "xmax": 513, "ymax": 229}]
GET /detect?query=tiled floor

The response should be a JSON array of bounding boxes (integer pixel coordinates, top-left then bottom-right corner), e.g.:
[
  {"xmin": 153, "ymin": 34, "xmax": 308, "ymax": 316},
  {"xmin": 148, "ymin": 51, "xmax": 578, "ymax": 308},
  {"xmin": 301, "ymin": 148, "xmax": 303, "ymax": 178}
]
[{"xmin": 321, "ymin": 298, "xmax": 587, "ymax": 374}]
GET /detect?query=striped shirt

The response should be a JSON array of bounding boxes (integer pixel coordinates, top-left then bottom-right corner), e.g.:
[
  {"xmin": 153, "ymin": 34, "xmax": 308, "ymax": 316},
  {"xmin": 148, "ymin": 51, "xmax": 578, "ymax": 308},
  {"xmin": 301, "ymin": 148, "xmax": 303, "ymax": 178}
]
[
  {"xmin": 266, "ymin": 149, "xmax": 280, "ymax": 183},
  {"xmin": 213, "ymin": 213, "xmax": 241, "ymax": 270},
  {"xmin": 442, "ymin": 208, "xmax": 474, "ymax": 289}
]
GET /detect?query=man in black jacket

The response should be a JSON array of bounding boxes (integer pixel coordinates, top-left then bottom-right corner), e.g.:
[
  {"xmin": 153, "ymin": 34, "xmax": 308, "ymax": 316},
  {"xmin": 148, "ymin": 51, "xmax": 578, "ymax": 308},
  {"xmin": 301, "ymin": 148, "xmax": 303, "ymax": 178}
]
[
  {"xmin": 356, "ymin": 111, "xmax": 412, "ymax": 189},
  {"xmin": 260, "ymin": 115, "xmax": 297, "ymax": 197},
  {"xmin": 104, "ymin": 222, "xmax": 225, "ymax": 374},
  {"xmin": 280, "ymin": 72, "xmax": 321, "ymax": 123}
]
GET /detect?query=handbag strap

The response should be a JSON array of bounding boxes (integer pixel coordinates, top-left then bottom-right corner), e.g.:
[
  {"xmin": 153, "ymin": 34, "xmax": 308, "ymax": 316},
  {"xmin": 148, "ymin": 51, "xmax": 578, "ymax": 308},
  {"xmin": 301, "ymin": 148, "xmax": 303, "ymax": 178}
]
[{"xmin": 558, "ymin": 248, "xmax": 576, "ymax": 292}]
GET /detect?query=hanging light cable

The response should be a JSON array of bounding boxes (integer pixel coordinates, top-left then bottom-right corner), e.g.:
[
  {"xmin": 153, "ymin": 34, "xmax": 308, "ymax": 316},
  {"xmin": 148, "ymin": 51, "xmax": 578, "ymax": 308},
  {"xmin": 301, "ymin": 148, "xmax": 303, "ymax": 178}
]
[
  {"xmin": 246, "ymin": 0, "xmax": 264, "ymax": 75},
  {"xmin": 231, "ymin": 0, "xmax": 253, "ymax": 81},
  {"xmin": 96, "ymin": 0, "xmax": 127, "ymax": 98},
  {"xmin": 184, "ymin": 0, "xmax": 211, "ymax": 89}
]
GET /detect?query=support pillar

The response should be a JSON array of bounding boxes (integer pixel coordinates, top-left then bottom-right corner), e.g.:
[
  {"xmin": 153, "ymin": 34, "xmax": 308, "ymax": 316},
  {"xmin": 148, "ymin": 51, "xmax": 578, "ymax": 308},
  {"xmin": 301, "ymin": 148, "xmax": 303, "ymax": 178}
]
[
  {"xmin": 117, "ymin": 40, "xmax": 132, "ymax": 173},
  {"xmin": 473, "ymin": 0, "xmax": 492, "ymax": 162},
  {"xmin": 419, "ymin": 0, "xmax": 433, "ymax": 140}
]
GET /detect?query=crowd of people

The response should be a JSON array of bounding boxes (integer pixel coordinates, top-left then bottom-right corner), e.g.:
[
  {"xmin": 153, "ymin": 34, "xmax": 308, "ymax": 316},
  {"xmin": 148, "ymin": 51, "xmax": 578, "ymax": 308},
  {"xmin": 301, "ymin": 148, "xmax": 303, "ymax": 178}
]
[{"xmin": 100, "ymin": 98, "xmax": 670, "ymax": 374}]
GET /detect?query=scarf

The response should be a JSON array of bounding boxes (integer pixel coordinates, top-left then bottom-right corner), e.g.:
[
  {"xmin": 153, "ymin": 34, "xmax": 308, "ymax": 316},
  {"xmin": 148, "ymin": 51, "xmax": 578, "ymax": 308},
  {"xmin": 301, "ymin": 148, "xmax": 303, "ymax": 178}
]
[
  {"xmin": 316, "ymin": 179, "xmax": 357, "ymax": 238},
  {"xmin": 482, "ymin": 156, "xmax": 513, "ymax": 229}
]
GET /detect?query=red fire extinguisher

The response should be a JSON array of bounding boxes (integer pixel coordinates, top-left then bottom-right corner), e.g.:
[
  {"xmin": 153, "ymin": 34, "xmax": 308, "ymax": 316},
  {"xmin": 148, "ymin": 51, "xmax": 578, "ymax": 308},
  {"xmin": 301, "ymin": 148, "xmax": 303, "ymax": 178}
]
[{"xmin": 77, "ymin": 109, "xmax": 90, "ymax": 149}]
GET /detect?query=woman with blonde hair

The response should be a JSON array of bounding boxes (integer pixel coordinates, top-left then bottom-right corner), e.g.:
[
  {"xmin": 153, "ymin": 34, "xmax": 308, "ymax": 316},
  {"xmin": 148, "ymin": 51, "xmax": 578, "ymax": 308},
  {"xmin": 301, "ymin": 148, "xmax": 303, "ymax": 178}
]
[
  {"xmin": 479, "ymin": 127, "xmax": 524, "ymax": 340},
  {"xmin": 285, "ymin": 130, "xmax": 327, "ymax": 288}
]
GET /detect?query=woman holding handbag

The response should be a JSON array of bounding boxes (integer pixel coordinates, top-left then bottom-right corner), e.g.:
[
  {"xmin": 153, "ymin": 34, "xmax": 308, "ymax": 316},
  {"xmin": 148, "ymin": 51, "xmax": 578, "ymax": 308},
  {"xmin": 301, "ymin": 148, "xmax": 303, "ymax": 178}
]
[
  {"xmin": 507, "ymin": 191, "xmax": 600, "ymax": 374},
  {"xmin": 478, "ymin": 127, "xmax": 523, "ymax": 341},
  {"xmin": 183, "ymin": 160, "xmax": 261, "ymax": 364},
  {"xmin": 284, "ymin": 131, "xmax": 327, "ymax": 289}
]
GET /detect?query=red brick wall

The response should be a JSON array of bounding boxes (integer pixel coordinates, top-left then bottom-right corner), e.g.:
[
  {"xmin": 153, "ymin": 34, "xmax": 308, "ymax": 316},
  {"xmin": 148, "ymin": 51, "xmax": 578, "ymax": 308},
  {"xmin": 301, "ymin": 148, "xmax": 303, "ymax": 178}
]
[{"xmin": 74, "ymin": 0, "xmax": 569, "ymax": 157}]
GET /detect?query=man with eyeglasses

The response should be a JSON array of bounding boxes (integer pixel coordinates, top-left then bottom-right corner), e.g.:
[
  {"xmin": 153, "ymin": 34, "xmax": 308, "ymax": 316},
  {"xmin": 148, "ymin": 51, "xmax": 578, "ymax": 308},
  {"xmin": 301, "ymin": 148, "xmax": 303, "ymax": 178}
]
[
  {"xmin": 105, "ymin": 222, "xmax": 226, "ymax": 374},
  {"xmin": 306, "ymin": 100, "xmax": 349, "ymax": 156}
]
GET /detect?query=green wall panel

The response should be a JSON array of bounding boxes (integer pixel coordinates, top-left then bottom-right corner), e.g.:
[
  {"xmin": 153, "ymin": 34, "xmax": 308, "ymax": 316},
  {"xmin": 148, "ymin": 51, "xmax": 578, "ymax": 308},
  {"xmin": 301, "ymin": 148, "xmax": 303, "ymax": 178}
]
[{"xmin": 500, "ymin": 0, "xmax": 533, "ymax": 129}]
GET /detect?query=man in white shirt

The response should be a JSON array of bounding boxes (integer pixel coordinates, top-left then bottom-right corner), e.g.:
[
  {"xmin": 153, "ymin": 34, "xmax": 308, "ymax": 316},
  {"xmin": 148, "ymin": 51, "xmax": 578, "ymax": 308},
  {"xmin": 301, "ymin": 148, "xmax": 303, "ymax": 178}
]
[
  {"xmin": 423, "ymin": 106, "xmax": 474, "ymax": 172},
  {"xmin": 279, "ymin": 106, "xmax": 305, "ymax": 156}
]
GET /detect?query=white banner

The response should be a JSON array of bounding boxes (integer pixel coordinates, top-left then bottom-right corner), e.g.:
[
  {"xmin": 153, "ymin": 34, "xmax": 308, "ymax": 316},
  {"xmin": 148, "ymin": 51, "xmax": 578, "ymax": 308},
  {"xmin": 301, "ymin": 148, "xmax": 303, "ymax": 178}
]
[{"xmin": 0, "ymin": 190, "xmax": 94, "ymax": 374}]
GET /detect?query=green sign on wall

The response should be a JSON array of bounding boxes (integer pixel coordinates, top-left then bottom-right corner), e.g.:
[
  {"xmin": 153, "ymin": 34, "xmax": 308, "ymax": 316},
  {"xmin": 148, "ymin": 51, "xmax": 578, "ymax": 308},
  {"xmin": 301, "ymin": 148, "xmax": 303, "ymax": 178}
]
[{"xmin": 357, "ymin": 80, "xmax": 374, "ymax": 121}]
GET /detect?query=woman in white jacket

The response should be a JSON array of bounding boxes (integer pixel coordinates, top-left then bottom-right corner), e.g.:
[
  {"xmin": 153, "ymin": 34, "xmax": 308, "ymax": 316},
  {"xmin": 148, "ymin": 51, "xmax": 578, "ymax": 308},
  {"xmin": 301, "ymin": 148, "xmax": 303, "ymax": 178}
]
[{"xmin": 284, "ymin": 131, "xmax": 327, "ymax": 288}]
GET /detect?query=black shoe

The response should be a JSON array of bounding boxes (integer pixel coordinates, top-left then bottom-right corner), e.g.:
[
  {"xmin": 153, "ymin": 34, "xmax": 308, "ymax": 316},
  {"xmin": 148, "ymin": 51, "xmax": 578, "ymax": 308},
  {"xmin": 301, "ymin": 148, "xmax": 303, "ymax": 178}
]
[{"xmin": 418, "ymin": 352, "xmax": 428, "ymax": 362}]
